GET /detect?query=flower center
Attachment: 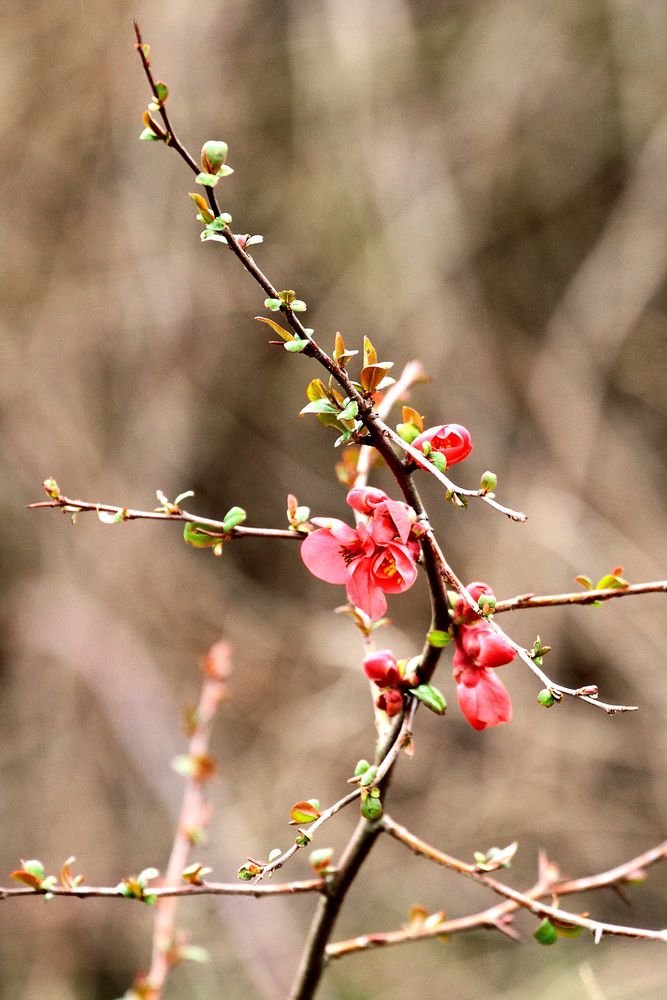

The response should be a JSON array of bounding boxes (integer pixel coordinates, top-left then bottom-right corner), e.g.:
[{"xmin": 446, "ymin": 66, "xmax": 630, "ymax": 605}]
[{"xmin": 378, "ymin": 554, "xmax": 398, "ymax": 578}]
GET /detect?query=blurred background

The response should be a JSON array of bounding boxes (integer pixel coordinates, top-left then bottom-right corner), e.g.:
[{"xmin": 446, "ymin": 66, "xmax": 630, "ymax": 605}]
[{"xmin": 1, "ymin": 1, "xmax": 666, "ymax": 997}]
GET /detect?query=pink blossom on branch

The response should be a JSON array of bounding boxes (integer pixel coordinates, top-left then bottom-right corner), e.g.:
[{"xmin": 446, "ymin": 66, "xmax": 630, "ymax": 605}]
[
  {"xmin": 363, "ymin": 649, "xmax": 420, "ymax": 718},
  {"xmin": 452, "ymin": 582, "xmax": 516, "ymax": 731},
  {"xmin": 300, "ymin": 488, "xmax": 421, "ymax": 620},
  {"xmin": 412, "ymin": 423, "xmax": 473, "ymax": 469}
]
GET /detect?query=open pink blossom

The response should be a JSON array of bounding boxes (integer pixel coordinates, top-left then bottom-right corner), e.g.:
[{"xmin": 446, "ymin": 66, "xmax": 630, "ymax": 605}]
[
  {"xmin": 453, "ymin": 661, "xmax": 512, "ymax": 731},
  {"xmin": 451, "ymin": 590, "xmax": 516, "ymax": 729},
  {"xmin": 412, "ymin": 423, "xmax": 473, "ymax": 468},
  {"xmin": 301, "ymin": 489, "xmax": 421, "ymax": 620}
]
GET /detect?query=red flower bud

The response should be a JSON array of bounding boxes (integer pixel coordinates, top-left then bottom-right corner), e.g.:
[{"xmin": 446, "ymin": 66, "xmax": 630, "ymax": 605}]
[
  {"xmin": 412, "ymin": 423, "xmax": 473, "ymax": 467},
  {"xmin": 376, "ymin": 689, "xmax": 404, "ymax": 717}
]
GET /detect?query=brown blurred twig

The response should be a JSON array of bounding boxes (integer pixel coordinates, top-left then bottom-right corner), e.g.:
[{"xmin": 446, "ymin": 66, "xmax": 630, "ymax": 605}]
[
  {"xmin": 380, "ymin": 816, "xmax": 667, "ymax": 944},
  {"xmin": 327, "ymin": 834, "xmax": 667, "ymax": 958},
  {"xmin": 143, "ymin": 641, "xmax": 230, "ymax": 996}
]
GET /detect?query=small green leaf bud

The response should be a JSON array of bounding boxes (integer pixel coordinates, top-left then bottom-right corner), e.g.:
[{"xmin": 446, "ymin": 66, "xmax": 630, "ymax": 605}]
[
  {"xmin": 480, "ymin": 470, "xmax": 497, "ymax": 494},
  {"xmin": 354, "ymin": 759, "xmax": 371, "ymax": 776},
  {"xmin": 396, "ymin": 422, "xmax": 421, "ymax": 444},
  {"xmin": 360, "ymin": 793, "xmax": 383, "ymax": 821},
  {"xmin": 537, "ymin": 689, "xmax": 556, "ymax": 708},
  {"xmin": 201, "ymin": 140, "xmax": 228, "ymax": 171}
]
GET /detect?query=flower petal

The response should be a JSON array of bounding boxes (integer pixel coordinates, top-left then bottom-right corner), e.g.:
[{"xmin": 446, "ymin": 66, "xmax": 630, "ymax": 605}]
[{"xmin": 301, "ymin": 528, "xmax": 350, "ymax": 584}]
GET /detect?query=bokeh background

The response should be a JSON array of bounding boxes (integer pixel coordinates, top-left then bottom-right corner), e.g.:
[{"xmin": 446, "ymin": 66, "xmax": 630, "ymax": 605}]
[{"xmin": 2, "ymin": 1, "xmax": 666, "ymax": 997}]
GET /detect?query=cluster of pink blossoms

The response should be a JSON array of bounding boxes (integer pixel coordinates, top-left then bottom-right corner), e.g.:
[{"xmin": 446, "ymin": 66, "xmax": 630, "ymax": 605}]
[
  {"xmin": 300, "ymin": 486, "xmax": 423, "ymax": 620},
  {"xmin": 452, "ymin": 583, "xmax": 516, "ymax": 730}
]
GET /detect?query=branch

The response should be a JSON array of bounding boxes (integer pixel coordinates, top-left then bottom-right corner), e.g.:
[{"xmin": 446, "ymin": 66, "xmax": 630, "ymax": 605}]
[
  {"xmin": 381, "ymin": 816, "xmax": 667, "ymax": 944},
  {"xmin": 28, "ymin": 491, "xmax": 301, "ymax": 541},
  {"xmin": 326, "ymin": 836, "xmax": 667, "ymax": 958},
  {"xmin": 352, "ymin": 360, "xmax": 425, "ymax": 493},
  {"xmin": 429, "ymin": 532, "xmax": 638, "ymax": 714},
  {"xmin": 494, "ymin": 581, "xmax": 667, "ymax": 613},
  {"xmin": 254, "ymin": 704, "xmax": 416, "ymax": 884},
  {"xmin": 143, "ymin": 643, "xmax": 229, "ymax": 996},
  {"xmin": 0, "ymin": 880, "xmax": 323, "ymax": 901},
  {"xmin": 378, "ymin": 419, "xmax": 528, "ymax": 522}
]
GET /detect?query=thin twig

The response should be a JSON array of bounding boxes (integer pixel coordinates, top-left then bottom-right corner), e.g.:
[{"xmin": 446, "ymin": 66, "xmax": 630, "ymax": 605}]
[
  {"xmin": 144, "ymin": 644, "xmax": 229, "ymax": 995},
  {"xmin": 493, "ymin": 582, "xmax": 667, "ymax": 613},
  {"xmin": 254, "ymin": 705, "xmax": 416, "ymax": 884},
  {"xmin": 326, "ymin": 837, "xmax": 667, "ymax": 958},
  {"xmin": 0, "ymin": 880, "xmax": 323, "ymax": 901},
  {"xmin": 379, "ymin": 421, "xmax": 528, "ymax": 522},
  {"xmin": 29, "ymin": 494, "xmax": 301, "ymax": 541},
  {"xmin": 382, "ymin": 817, "xmax": 667, "ymax": 943},
  {"xmin": 429, "ymin": 531, "xmax": 638, "ymax": 714}
]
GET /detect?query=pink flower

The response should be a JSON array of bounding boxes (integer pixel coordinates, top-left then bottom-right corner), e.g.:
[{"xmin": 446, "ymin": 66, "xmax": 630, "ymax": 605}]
[
  {"xmin": 453, "ymin": 661, "xmax": 512, "ymax": 731},
  {"xmin": 453, "ymin": 581, "xmax": 495, "ymax": 625},
  {"xmin": 300, "ymin": 489, "xmax": 420, "ymax": 620},
  {"xmin": 363, "ymin": 649, "xmax": 419, "ymax": 718},
  {"xmin": 412, "ymin": 423, "xmax": 473, "ymax": 468},
  {"xmin": 459, "ymin": 621, "xmax": 516, "ymax": 669},
  {"xmin": 451, "ymin": 582, "xmax": 516, "ymax": 730}
]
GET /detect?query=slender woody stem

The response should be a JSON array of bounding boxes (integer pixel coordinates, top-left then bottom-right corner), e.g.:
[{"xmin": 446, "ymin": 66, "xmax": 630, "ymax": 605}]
[
  {"xmin": 493, "ymin": 582, "xmax": 667, "ymax": 613},
  {"xmin": 382, "ymin": 817, "xmax": 667, "ymax": 943},
  {"xmin": 327, "ymin": 838, "xmax": 667, "ymax": 957}
]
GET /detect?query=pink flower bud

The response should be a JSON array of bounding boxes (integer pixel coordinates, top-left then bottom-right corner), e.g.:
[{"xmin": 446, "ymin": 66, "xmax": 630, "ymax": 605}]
[
  {"xmin": 412, "ymin": 423, "xmax": 473, "ymax": 467},
  {"xmin": 363, "ymin": 650, "xmax": 401, "ymax": 687},
  {"xmin": 454, "ymin": 581, "xmax": 495, "ymax": 624},
  {"xmin": 376, "ymin": 689, "xmax": 404, "ymax": 717}
]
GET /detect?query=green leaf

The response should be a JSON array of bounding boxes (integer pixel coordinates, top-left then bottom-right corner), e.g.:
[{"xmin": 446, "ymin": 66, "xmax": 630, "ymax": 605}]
[
  {"xmin": 196, "ymin": 172, "xmax": 219, "ymax": 187},
  {"xmin": 338, "ymin": 400, "xmax": 358, "ymax": 421},
  {"xmin": 154, "ymin": 81, "xmax": 169, "ymax": 104},
  {"xmin": 291, "ymin": 300, "xmax": 307, "ymax": 312},
  {"xmin": 410, "ymin": 684, "xmax": 447, "ymax": 715},
  {"xmin": 354, "ymin": 759, "xmax": 371, "ymax": 776},
  {"xmin": 22, "ymin": 860, "xmax": 45, "ymax": 881},
  {"xmin": 183, "ymin": 522, "xmax": 222, "ymax": 548},
  {"xmin": 264, "ymin": 298, "xmax": 282, "ymax": 311},
  {"xmin": 426, "ymin": 629, "xmax": 451, "ymax": 648},
  {"xmin": 596, "ymin": 573, "xmax": 629, "ymax": 590},
  {"xmin": 300, "ymin": 399, "xmax": 339, "ymax": 416},
  {"xmin": 284, "ymin": 339, "xmax": 309, "ymax": 353},
  {"xmin": 139, "ymin": 128, "xmax": 161, "ymax": 141},
  {"xmin": 206, "ymin": 217, "xmax": 230, "ymax": 232},
  {"xmin": 533, "ymin": 918, "xmax": 558, "ymax": 945},
  {"xmin": 429, "ymin": 452, "xmax": 448, "ymax": 473},
  {"xmin": 289, "ymin": 801, "xmax": 321, "ymax": 825},
  {"xmin": 359, "ymin": 765, "xmax": 378, "ymax": 787},
  {"xmin": 222, "ymin": 506, "xmax": 247, "ymax": 532}
]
